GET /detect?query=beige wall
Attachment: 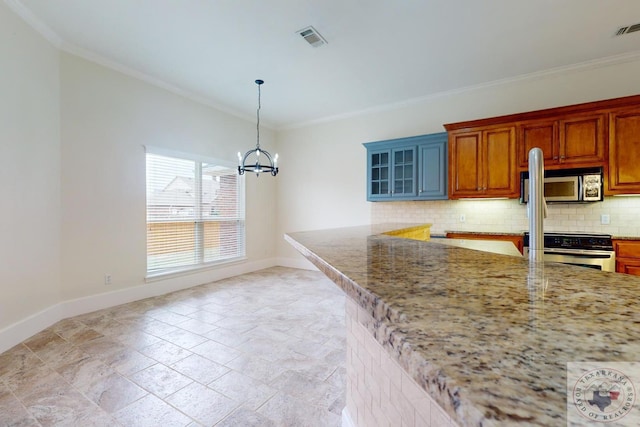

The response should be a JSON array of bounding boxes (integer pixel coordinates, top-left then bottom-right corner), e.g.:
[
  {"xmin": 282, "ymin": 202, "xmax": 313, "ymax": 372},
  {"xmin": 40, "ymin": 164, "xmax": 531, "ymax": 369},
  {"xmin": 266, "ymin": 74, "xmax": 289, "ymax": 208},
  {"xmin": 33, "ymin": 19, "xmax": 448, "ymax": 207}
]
[
  {"xmin": 1, "ymin": 4, "xmax": 278, "ymax": 349},
  {"xmin": 60, "ymin": 54, "xmax": 278, "ymax": 301},
  {"xmin": 0, "ymin": 2, "xmax": 61, "ymax": 333},
  {"xmin": 276, "ymin": 57, "xmax": 640, "ymax": 264}
]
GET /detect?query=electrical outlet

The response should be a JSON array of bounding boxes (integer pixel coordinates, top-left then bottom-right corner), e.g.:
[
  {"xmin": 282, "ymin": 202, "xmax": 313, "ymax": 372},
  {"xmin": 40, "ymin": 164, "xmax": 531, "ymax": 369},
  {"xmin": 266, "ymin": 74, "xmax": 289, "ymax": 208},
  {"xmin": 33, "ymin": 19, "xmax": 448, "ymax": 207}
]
[
  {"xmin": 459, "ymin": 214, "xmax": 466, "ymax": 223},
  {"xmin": 600, "ymin": 214, "xmax": 611, "ymax": 225},
  {"xmin": 104, "ymin": 274, "xmax": 112, "ymax": 285}
]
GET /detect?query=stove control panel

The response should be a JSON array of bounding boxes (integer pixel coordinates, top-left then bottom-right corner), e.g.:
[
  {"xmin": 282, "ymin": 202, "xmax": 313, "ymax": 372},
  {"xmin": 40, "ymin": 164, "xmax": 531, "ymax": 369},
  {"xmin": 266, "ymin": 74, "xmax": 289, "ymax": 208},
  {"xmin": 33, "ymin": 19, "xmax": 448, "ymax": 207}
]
[{"xmin": 523, "ymin": 233, "xmax": 613, "ymax": 251}]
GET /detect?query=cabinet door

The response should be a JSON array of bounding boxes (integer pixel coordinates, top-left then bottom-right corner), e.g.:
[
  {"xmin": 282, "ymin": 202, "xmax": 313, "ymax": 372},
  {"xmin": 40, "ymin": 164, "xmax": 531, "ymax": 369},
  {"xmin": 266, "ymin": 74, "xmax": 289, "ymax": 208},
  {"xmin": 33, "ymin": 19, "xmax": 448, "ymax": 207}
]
[
  {"xmin": 613, "ymin": 240, "xmax": 640, "ymax": 259},
  {"xmin": 449, "ymin": 131, "xmax": 482, "ymax": 198},
  {"xmin": 517, "ymin": 120, "xmax": 558, "ymax": 169},
  {"xmin": 391, "ymin": 147, "xmax": 417, "ymax": 197},
  {"xmin": 484, "ymin": 126, "xmax": 518, "ymax": 197},
  {"xmin": 616, "ymin": 259, "xmax": 640, "ymax": 276},
  {"xmin": 558, "ymin": 113, "xmax": 605, "ymax": 166},
  {"xmin": 608, "ymin": 108, "xmax": 640, "ymax": 194},
  {"xmin": 367, "ymin": 150, "xmax": 391, "ymax": 199},
  {"xmin": 613, "ymin": 240, "xmax": 640, "ymax": 275},
  {"xmin": 418, "ymin": 139, "xmax": 447, "ymax": 199}
]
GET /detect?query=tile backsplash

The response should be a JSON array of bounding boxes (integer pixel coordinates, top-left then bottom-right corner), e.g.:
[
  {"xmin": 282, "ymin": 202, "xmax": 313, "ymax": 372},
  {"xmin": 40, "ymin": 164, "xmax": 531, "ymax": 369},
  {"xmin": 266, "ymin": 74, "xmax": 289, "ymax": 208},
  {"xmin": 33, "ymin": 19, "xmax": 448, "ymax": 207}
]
[{"xmin": 371, "ymin": 197, "xmax": 640, "ymax": 237}]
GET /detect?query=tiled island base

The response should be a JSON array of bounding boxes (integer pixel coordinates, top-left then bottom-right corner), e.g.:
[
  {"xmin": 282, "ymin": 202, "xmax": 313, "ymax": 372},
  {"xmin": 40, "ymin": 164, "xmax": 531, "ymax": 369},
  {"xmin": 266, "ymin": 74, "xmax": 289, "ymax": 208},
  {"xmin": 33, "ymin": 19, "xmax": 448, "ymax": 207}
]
[{"xmin": 344, "ymin": 298, "xmax": 458, "ymax": 427}]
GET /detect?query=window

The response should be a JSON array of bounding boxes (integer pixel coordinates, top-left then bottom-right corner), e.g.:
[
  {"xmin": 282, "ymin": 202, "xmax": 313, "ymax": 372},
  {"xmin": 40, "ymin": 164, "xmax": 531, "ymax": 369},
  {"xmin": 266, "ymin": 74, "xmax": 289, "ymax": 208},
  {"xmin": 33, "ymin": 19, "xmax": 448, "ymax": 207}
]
[{"xmin": 145, "ymin": 147, "xmax": 245, "ymax": 276}]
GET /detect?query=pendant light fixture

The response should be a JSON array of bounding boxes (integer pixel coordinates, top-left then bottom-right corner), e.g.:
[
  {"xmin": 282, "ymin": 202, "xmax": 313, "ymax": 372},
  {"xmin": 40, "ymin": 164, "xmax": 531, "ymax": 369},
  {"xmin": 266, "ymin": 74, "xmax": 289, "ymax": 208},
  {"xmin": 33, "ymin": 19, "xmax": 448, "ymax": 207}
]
[{"xmin": 237, "ymin": 79, "xmax": 279, "ymax": 177}]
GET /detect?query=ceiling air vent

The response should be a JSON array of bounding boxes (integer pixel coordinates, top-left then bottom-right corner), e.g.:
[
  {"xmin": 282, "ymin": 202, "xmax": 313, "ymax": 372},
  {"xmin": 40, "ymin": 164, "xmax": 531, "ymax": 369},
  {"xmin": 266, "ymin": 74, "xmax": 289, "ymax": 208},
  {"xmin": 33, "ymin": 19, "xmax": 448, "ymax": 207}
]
[
  {"xmin": 296, "ymin": 26, "xmax": 327, "ymax": 48},
  {"xmin": 615, "ymin": 22, "xmax": 640, "ymax": 36}
]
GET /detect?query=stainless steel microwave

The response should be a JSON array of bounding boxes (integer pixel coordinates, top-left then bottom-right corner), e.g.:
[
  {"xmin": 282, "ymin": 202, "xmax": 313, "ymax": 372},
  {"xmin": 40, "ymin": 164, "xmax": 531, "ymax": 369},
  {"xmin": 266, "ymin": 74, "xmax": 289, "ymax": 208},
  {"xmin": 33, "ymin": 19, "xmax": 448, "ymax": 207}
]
[{"xmin": 520, "ymin": 167, "xmax": 604, "ymax": 203}]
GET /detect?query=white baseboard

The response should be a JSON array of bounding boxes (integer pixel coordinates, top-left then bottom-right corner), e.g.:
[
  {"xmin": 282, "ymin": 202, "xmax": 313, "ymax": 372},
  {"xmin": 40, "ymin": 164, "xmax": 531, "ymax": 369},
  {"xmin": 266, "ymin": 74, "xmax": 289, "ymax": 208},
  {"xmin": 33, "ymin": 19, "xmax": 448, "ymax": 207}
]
[
  {"xmin": 0, "ymin": 303, "xmax": 64, "ymax": 354},
  {"xmin": 0, "ymin": 258, "xmax": 280, "ymax": 354},
  {"xmin": 342, "ymin": 407, "xmax": 355, "ymax": 427}
]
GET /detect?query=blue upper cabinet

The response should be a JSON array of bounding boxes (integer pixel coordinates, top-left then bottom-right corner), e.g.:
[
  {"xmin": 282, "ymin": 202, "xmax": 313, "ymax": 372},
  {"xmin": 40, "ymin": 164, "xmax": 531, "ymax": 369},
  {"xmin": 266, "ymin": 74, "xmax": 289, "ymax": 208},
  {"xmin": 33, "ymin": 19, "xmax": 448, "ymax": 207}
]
[
  {"xmin": 368, "ymin": 149, "xmax": 391, "ymax": 199},
  {"xmin": 418, "ymin": 135, "xmax": 447, "ymax": 199},
  {"xmin": 364, "ymin": 132, "xmax": 447, "ymax": 201}
]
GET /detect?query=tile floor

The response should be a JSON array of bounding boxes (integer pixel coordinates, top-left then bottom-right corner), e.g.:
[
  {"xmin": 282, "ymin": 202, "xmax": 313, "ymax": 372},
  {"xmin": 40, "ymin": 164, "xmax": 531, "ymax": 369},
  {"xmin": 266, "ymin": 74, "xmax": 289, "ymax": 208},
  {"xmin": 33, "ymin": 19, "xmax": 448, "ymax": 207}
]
[{"xmin": 0, "ymin": 267, "xmax": 346, "ymax": 427}]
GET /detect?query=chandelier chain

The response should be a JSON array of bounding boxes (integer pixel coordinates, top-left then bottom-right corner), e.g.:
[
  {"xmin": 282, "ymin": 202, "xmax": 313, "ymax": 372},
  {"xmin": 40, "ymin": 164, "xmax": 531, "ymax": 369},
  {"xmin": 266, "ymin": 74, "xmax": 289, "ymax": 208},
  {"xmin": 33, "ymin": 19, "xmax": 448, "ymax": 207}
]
[{"xmin": 256, "ymin": 82, "xmax": 261, "ymax": 149}]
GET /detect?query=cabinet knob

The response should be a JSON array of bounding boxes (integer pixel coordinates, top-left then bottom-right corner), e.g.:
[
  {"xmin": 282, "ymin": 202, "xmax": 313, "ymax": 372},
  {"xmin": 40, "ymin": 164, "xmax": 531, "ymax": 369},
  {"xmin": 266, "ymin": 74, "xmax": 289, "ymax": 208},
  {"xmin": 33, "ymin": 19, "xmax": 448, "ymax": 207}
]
[
  {"xmin": 553, "ymin": 156, "xmax": 558, "ymax": 160},
  {"xmin": 560, "ymin": 156, "xmax": 565, "ymax": 160}
]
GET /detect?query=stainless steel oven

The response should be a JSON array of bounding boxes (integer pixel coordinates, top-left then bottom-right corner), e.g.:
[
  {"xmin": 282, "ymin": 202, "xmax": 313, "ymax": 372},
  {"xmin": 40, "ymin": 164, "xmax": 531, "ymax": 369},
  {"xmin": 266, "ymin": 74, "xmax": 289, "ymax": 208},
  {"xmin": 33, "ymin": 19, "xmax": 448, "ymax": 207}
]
[{"xmin": 523, "ymin": 232, "xmax": 615, "ymax": 272}]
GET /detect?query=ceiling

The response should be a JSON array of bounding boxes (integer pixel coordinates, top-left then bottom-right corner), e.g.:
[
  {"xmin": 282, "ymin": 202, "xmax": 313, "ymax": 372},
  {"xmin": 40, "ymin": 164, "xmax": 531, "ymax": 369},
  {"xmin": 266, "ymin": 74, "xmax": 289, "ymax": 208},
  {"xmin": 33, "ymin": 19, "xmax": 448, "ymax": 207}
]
[{"xmin": 11, "ymin": 0, "xmax": 640, "ymax": 128}]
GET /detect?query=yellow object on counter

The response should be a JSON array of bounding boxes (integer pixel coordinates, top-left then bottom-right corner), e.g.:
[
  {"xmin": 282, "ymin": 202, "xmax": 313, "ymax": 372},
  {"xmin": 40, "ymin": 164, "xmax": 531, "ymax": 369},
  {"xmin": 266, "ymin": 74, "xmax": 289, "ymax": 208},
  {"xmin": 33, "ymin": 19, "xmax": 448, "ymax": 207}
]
[{"xmin": 382, "ymin": 224, "xmax": 431, "ymax": 241}]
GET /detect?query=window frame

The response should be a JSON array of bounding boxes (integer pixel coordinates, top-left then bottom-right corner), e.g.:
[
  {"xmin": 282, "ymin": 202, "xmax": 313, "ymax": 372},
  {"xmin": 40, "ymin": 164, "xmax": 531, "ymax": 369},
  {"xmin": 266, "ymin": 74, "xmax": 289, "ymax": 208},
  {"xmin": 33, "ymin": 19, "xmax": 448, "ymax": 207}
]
[{"xmin": 144, "ymin": 146, "xmax": 246, "ymax": 279}]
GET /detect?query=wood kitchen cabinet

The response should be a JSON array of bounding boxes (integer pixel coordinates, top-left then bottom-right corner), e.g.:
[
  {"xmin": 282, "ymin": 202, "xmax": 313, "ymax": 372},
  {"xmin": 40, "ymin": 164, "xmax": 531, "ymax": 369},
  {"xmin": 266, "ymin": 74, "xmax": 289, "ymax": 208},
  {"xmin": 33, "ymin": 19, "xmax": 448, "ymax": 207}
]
[
  {"xmin": 448, "ymin": 125, "xmax": 518, "ymax": 199},
  {"xmin": 517, "ymin": 120, "xmax": 557, "ymax": 168},
  {"xmin": 446, "ymin": 232, "xmax": 524, "ymax": 254},
  {"xmin": 607, "ymin": 106, "xmax": 640, "ymax": 195},
  {"xmin": 613, "ymin": 239, "xmax": 640, "ymax": 276},
  {"xmin": 517, "ymin": 113, "xmax": 606, "ymax": 170},
  {"xmin": 446, "ymin": 94, "xmax": 640, "ymax": 197}
]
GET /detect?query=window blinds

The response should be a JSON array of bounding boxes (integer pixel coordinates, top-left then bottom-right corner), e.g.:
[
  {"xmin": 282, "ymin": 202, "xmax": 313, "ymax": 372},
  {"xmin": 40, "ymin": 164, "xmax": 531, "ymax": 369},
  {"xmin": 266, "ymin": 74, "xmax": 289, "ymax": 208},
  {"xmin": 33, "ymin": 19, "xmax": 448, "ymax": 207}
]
[{"xmin": 146, "ymin": 149, "xmax": 245, "ymax": 275}]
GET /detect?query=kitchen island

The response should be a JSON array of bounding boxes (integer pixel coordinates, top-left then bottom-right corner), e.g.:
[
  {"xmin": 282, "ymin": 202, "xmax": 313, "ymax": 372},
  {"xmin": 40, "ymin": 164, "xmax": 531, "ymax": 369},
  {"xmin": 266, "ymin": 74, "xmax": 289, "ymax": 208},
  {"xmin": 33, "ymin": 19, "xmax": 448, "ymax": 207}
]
[{"xmin": 285, "ymin": 224, "xmax": 640, "ymax": 426}]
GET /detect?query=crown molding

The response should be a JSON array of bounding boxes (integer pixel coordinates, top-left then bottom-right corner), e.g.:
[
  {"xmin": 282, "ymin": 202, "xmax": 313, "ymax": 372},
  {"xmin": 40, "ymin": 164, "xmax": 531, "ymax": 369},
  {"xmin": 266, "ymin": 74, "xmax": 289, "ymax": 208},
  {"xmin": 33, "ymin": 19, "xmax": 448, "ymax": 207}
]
[
  {"xmin": 281, "ymin": 50, "xmax": 640, "ymax": 130},
  {"xmin": 5, "ymin": 0, "xmax": 278, "ymax": 130},
  {"xmin": 60, "ymin": 41, "xmax": 264, "ymax": 125},
  {"xmin": 7, "ymin": 0, "xmax": 640, "ymax": 132},
  {"xmin": 4, "ymin": 0, "xmax": 62, "ymax": 47}
]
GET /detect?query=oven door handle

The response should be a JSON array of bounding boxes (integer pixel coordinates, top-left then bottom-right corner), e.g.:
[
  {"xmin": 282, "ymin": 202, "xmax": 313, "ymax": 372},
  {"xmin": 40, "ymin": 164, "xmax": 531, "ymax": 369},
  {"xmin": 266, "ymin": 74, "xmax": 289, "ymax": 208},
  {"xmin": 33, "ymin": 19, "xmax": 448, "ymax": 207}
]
[{"xmin": 543, "ymin": 250, "xmax": 613, "ymax": 259}]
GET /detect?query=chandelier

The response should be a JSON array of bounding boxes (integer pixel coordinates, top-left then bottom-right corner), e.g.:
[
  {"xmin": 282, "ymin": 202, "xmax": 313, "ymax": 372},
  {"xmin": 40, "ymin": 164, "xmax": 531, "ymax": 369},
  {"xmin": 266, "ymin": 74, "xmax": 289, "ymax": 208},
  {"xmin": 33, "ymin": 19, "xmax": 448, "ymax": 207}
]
[{"xmin": 237, "ymin": 79, "xmax": 279, "ymax": 176}]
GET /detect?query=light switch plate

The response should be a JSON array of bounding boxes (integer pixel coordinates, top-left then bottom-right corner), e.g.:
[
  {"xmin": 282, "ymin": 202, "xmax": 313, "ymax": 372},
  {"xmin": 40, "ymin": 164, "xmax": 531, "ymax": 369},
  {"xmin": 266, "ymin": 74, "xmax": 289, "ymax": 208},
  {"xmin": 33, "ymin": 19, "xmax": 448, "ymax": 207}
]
[{"xmin": 600, "ymin": 214, "xmax": 611, "ymax": 225}]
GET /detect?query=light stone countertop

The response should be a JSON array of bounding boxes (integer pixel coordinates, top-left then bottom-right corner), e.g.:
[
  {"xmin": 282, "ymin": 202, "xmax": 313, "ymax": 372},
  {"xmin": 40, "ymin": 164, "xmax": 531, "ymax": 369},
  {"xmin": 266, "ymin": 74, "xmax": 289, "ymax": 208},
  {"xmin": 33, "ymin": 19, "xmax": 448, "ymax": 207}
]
[
  {"xmin": 431, "ymin": 236, "xmax": 523, "ymax": 257},
  {"xmin": 284, "ymin": 223, "xmax": 640, "ymax": 426}
]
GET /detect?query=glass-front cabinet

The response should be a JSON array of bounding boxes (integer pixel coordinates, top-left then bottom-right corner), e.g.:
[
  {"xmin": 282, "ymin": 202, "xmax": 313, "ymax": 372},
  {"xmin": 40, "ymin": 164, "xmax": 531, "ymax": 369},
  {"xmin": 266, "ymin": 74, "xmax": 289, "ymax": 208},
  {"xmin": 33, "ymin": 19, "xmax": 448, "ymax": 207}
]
[
  {"xmin": 364, "ymin": 132, "xmax": 447, "ymax": 201},
  {"xmin": 392, "ymin": 148, "xmax": 416, "ymax": 197},
  {"xmin": 369, "ymin": 150, "xmax": 390, "ymax": 198}
]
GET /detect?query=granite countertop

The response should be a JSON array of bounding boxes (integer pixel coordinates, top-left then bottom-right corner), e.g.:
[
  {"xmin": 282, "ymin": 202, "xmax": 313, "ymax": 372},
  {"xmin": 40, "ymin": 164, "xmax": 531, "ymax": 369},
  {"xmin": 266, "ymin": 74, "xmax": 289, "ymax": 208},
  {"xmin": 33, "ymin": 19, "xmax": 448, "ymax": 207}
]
[
  {"xmin": 433, "ymin": 237, "xmax": 523, "ymax": 257},
  {"xmin": 444, "ymin": 230, "xmax": 525, "ymax": 237},
  {"xmin": 285, "ymin": 224, "xmax": 640, "ymax": 426},
  {"xmin": 445, "ymin": 230, "xmax": 640, "ymax": 240},
  {"xmin": 612, "ymin": 235, "xmax": 640, "ymax": 241}
]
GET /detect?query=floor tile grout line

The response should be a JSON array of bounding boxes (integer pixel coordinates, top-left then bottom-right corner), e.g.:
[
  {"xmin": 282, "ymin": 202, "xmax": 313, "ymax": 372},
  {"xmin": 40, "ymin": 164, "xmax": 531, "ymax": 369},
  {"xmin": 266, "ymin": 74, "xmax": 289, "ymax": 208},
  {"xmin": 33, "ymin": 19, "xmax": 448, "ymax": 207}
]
[
  {"xmin": 16, "ymin": 347, "xmax": 118, "ymax": 425},
  {"xmin": 2, "ymin": 375, "xmax": 44, "ymax": 427},
  {"xmin": 122, "ymin": 367, "xmax": 218, "ymax": 425},
  {"xmin": 2, "ymin": 268, "xmax": 345, "ymax": 427}
]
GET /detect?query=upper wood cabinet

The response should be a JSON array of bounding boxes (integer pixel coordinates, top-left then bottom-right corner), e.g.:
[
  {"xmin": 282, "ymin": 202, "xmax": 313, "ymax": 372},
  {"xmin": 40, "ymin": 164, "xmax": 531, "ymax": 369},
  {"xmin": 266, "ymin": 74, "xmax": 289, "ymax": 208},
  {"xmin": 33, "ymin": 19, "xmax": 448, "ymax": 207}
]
[
  {"xmin": 448, "ymin": 125, "xmax": 518, "ymax": 199},
  {"xmin": 444, "ymin": 94, "xmax": 640, "ymax": 197},
  {"xmin": 517, "ymin": 113, "xmax": 606, "ymax": 170},
  {"xmin": 517, "ymin": 120, "xmax": 557, "ymax": 168},
  {"xmin": 607, "ymin": 106, "xmax": 640, "ymax": 195}
]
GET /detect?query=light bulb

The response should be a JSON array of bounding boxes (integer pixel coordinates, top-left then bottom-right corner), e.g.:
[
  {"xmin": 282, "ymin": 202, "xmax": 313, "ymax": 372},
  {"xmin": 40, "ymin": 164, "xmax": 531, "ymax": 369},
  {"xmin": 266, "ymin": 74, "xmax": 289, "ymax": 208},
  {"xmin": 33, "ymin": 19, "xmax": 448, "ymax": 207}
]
[
  {"xmin": 274, "ymin": 153, "xmax": 279, "ymax": 168},
  {"xmin": 237, "ymin": 152, "xmax": 242, "ymax": 166}
]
